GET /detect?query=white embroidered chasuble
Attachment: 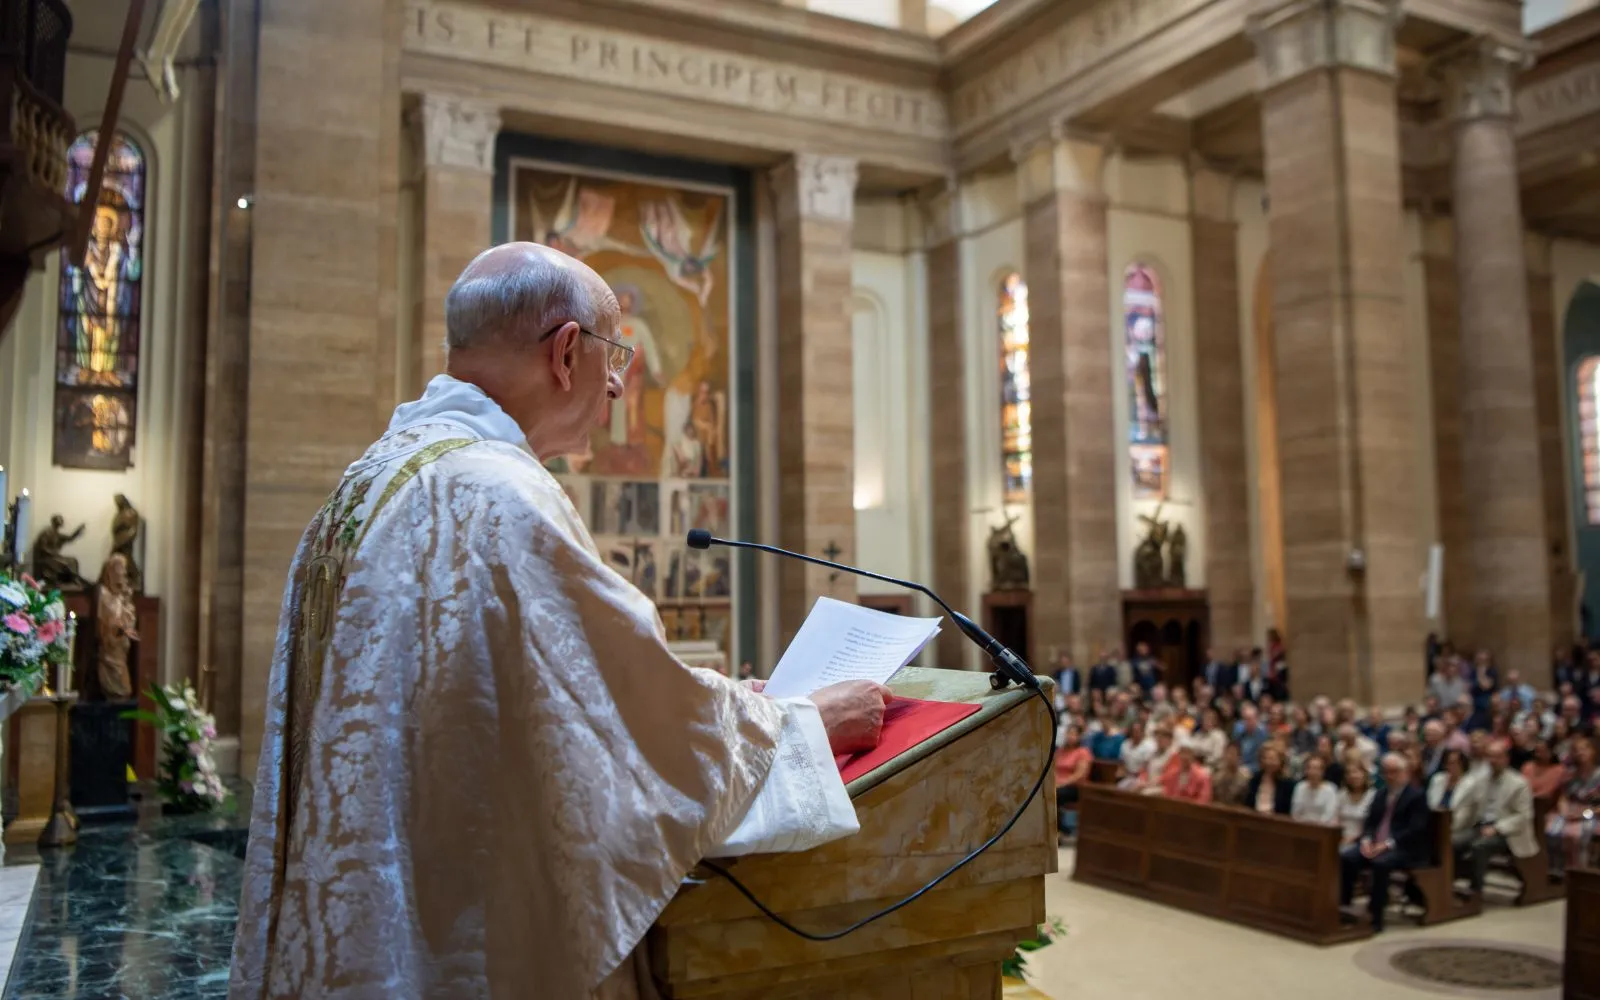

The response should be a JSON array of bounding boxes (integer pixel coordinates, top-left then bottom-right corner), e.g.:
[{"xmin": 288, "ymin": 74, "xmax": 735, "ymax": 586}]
[{"xmin": 229, "ymin": 376, "xmax": 857, "ymax": 1000}]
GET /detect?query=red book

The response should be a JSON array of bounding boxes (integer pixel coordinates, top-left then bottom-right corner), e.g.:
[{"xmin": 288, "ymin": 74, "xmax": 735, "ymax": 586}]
[{"xmin": 835, "ymin": 697, "xmax": 983, "ymax": 784}]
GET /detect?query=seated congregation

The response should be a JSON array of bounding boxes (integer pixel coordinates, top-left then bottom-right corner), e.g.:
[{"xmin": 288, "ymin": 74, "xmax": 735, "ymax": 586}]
[{"xmin": 1052, "ymin": 640, "xmax": 1600, "ymax": 936}]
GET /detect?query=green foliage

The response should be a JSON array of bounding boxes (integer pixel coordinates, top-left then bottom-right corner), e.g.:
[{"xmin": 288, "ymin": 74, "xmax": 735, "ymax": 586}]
[
  {"xmin": 120, "ymin": 681, "xmax": 228, "ymax": 812},
  {"xmin": 1002, "ymin": 917, "xmax": 1067, "ymax": 980}
]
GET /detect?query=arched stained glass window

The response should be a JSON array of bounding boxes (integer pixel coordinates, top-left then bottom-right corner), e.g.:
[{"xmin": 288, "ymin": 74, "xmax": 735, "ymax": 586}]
[
  {"xmin": 1577, "ymin": 355, "xmax": 1600, "ymax": 524},
  {"xmin": 54, "ymin": 130, "xmax": 145, "ymax": 470},
  {"xmin": 999, "ymin": 273, "xmax": 1032, "ymax": 503},
  {"xmin": 1125, "ymin": 263, "xmax": 1167, "ymax": 499}
]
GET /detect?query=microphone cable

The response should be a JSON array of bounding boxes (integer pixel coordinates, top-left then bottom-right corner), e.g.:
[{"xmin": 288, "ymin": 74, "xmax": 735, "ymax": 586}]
[{"xmin": 697, "ymin": 685, "xmax": 1059, "ymax": 941}]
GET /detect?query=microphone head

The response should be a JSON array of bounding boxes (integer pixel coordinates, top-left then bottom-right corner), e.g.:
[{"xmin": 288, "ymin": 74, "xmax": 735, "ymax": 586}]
[{"xmin": 686, "ymin": 529, "xmax": 713, "ymax": 550}]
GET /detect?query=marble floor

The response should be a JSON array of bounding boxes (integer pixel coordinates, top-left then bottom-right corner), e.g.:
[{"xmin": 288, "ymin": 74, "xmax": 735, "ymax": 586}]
[
  {"xmin": 0, "ymin": 865, "xmax": 39, "ymax": 994},
  {"xmin": 0, "ymin": 825, "xmax": 1569, "ymax": 999},
  {"xmin": 1026, "ymin": 847, "xmax": 1568, "ymax": 1000},
  {"xmin": 0, "ymin": 792, "xmax": 248, "ymax": 1000}
]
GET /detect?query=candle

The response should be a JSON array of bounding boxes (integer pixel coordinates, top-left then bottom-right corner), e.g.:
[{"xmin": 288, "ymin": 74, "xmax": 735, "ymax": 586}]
[
  {"xmin": 11, "ymin": 489, "xmax": 28, "ymax": 571},
  {"xmin": 64, "ymin": 613, "xmax": 76, "ymax": 695}
]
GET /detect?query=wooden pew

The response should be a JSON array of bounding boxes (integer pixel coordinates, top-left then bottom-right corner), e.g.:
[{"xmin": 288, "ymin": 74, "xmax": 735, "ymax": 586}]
[
  {"xmin": 1566, "ymin": 867, "xmax": 1600, "ymax": 1000},
  {"xmin": 1089, "ymin": 760, "xmax": 1120, "ymax": 785},
  {"xmin": 1074, "ymin": 785, "xmax": 1370, "ymax": 945},
  {"xmin": 1402, "ymin": 809, "xmax": 1481, "ymax": 926},
  {"xmin": 1510, "ymin": 796, "xmax": 1564, "ymax": 906}
]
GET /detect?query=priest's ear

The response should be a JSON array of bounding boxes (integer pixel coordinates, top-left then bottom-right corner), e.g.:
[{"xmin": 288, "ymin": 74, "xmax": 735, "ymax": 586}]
[{"xmin": 546, "ymin": 320, "xmax": 582, "ymax": 390}]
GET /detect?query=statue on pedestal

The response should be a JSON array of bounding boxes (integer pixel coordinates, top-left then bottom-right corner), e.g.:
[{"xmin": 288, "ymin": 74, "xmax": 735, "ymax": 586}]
[
  {"xmin": 988, "ymin": 514, "xmax": 1030, "ymax": 591},
  {"xmin": 1166, "ymin": 523, "xmax": 1188, "ymax": 589},
  {"xmin": 96, "ymin": 553, "xmax": 139, "ymax": 700},
  {"xmin": 32, "ymin": 514, "xmax": 88, "ymax": 591},
  {"xmin": 1134, "ymin": 505, "xmax": 1169, "ymax": 590},
  {"xmin": 110, "ymin": 494, "xmax": 143, "ymax": 593}
]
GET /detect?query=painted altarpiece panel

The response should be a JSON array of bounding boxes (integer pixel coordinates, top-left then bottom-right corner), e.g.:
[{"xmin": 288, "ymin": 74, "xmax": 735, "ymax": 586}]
[{"xmin": 509, "ymin": 158, "xmax": 737, "ymax": 653}]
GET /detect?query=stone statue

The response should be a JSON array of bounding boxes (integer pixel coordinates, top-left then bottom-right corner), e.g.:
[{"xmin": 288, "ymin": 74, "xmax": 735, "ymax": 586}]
[
  {"xmin": 988, "ymin": 514, "xmax": 1030, "ymax": 591},
  {"xmin": 1134, "ymin": 504, "xmax": 1169, "ymax": 590},
  {"xmin": 110, "ymin": 493, "xmax": 143, "ymax": 592},
  {"xmin": 1166, "ymin": 523, "xmax": 1188, "ymax": 589},
  {"xmin": 32, "ymin": 514, "xmax": 88, "ymax": 591},
  {"xmin": 96, "ymin": 553, "xmax": 139, "ymax": 700}
]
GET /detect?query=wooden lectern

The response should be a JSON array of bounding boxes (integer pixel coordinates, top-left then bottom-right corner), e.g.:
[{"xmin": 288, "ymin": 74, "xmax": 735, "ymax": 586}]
[{"xmin": 647, "ymin": 668, "xmax": 1056, "ymax": 998}]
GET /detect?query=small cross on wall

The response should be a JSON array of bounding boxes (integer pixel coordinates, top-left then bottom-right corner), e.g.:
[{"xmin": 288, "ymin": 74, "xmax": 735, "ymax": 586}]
[{"xmin": 821, "ymin": 541, "xmax": 843, "ymax": 588}]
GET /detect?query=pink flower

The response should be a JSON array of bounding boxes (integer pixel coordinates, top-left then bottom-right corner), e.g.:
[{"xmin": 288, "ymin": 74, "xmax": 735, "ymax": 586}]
[
  {"xmin": 35, "ymin": 620, "xmax": 62, "ymax": 645},
  {"xmin": 3, "ymin": 612, "xmax": 32, "ymax": 636},
  {"xmin": 19, "ymin": 574, "xmax": 38, "ymax": 590},
  {"xmin": 202, "ymin": 724, "xmax": 216, "ymax": 740}
]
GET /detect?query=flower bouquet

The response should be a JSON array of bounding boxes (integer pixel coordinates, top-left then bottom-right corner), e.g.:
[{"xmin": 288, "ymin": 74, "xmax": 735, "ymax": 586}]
[
  {"xmin": 122, "ymin": 681, "xmax": 228, "ymax": 812},
  {"xmin": 0, "ymin": 572, "xmax": 70, "ymax": 695}
]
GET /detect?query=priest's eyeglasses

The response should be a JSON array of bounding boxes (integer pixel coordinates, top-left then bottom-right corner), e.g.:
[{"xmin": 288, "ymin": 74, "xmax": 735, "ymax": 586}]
[{"xmin": 540, "ymin": 322, "xmax": 634, "ymax": 377}]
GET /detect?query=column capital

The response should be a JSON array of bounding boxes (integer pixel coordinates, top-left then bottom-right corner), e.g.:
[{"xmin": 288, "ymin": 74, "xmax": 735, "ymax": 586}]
[
  {"xmin": 772, "ymin": 153, "xmax": 859, "ymax": 224},
  {"xmin": 413, "ymin": 93, "xmax": 501, "ymax": 173},
  {"xmin": 1188, "ymin": 159, "xmax": 1237, "ymax": 222},
  {"xmin": 1011, "ymin": 128, "xmax": 1108, "ymax": 205},
  {"xmin": 1248, "ymin": 0, "xmax": 1403, "ymax": 89},
  {"xmin": 916, "ymin": 177, "xmax": 963, "ymax": 247},
  {"xmin": 1437, "ymin": 38, "xmax": 1533, "ymax": 123}
]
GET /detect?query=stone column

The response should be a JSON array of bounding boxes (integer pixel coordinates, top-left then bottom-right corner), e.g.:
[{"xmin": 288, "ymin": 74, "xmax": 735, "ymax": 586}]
[
  {"xmin": 241, "ymin": 0, "xmax": 401, "ymax": 777},
  {"xmin": 412, "ymin": 94, "xmax": 500, "ymax": 387},
  {"xmin": 1442, "ymin": 42, "xmax": 1551, "ymax": 677},
  {"xmin": 1527, "ymin": 234, "xmax": 1576, "ymax": 656},
  {"xmin": 770, "ymin": 153, "xmax": 859, "ymax": 642},
  {"xmin": 1250, "ymin": 0, "xmax": 1424, "ymax": 705},
  {"xmin": 1189, "ymin": 164, "xmax": 1253, "ymax": 653},
  {"xmin": 920, "ymin": 186, "xmax": 968, "ymax": 667},
  {"xmin": 1421, "ymin": 217, "xmax": 1475, "ymax": 640},
  {"xmin": 1016, "ymin": 133, "xmax": 1120, "ymax": 666}
]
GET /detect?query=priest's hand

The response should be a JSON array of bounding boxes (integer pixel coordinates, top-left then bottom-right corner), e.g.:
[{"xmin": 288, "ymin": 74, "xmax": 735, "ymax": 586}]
[{"xmin": 809, "ymin": 680, "xmax": 894, "ymax": 755}]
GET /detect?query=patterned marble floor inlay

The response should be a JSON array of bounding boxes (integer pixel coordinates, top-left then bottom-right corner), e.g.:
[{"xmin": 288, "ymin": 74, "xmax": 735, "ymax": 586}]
[
  {"xmin": 3, "ymin": 790, "xmax": 249, "ymax": 1000},
  {"xmin": 1389, "ymin": 945, "xmax": 1564, "ymax": 990}
]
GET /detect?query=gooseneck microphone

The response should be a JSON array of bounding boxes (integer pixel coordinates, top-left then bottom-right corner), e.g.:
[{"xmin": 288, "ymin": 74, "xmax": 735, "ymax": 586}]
[
  {"xmin": 686, "ymin": 529, "xmax": 1039, "ymax": 692},
  {"xmin": 686, "ymin": 530, "xmax": 1057, "ymax": 943}
]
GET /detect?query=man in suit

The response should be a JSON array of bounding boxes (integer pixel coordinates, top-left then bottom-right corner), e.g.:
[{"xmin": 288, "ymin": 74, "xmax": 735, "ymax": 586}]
[
  {"xmin": 1201, "ymin": 648, "xmax": 1235, "ymax": 696},
  {"xmin": 1553, "ymin": 646, "xmax": 1581, "ymax": 695},
  {"xmin": 1340, "ymin": 754, "xmax": 1430, "ymax": 932},
  {"xmin": 1418, "ymin": 720, "xmax": 1447, "ymax": 781},
  {"xmin": 1457, "ymin": 742, "xmax": 1539, "ymax": 896},
  {"xmin": 1088, "ymin": 648, "xmax": 1120, "ymax": 696},
  {"xmin": 1052, "ymin": 650, "xmax": 1083, "ymax": 700},
  {"xmin": 1130, "ymin": 642, "xmax": 1161, "ymax": 697}
]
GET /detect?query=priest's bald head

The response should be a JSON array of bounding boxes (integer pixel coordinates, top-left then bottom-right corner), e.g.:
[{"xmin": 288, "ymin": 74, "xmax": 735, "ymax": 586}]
[{"xmin": 443, "ymin": 241, "xmax": 625, "ymax": 457}]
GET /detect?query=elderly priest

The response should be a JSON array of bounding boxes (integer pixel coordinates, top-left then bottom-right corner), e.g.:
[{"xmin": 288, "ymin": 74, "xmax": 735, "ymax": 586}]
[{"xmin": 229, "ymin": 243, "xmax": 894, "ymax": 1000}]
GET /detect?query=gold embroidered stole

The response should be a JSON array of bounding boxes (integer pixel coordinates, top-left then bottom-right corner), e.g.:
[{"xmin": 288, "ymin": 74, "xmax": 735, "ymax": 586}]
[{"xmin": 262, "ymin": 437, "xmax": 475, "ymax": 971}]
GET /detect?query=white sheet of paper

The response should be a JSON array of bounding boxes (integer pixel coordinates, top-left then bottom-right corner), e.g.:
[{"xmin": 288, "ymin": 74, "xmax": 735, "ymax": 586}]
[{"xmin": 762, "ymin": 596, "xmax": 942, "ymax": 699}]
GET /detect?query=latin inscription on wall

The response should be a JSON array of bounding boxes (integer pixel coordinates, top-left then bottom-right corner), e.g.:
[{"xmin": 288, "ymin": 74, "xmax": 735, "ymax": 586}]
[
  {"xmin": 947, "ymin": 0, "xmax": 1201, "ymax": 134},
  {"xmin": 403, "ymin": 0, "xmax": 947, "ymax": 140},
  {"xmin": 1517, "ymin": 60, "xmax": 1600, "ymax": 136}
]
